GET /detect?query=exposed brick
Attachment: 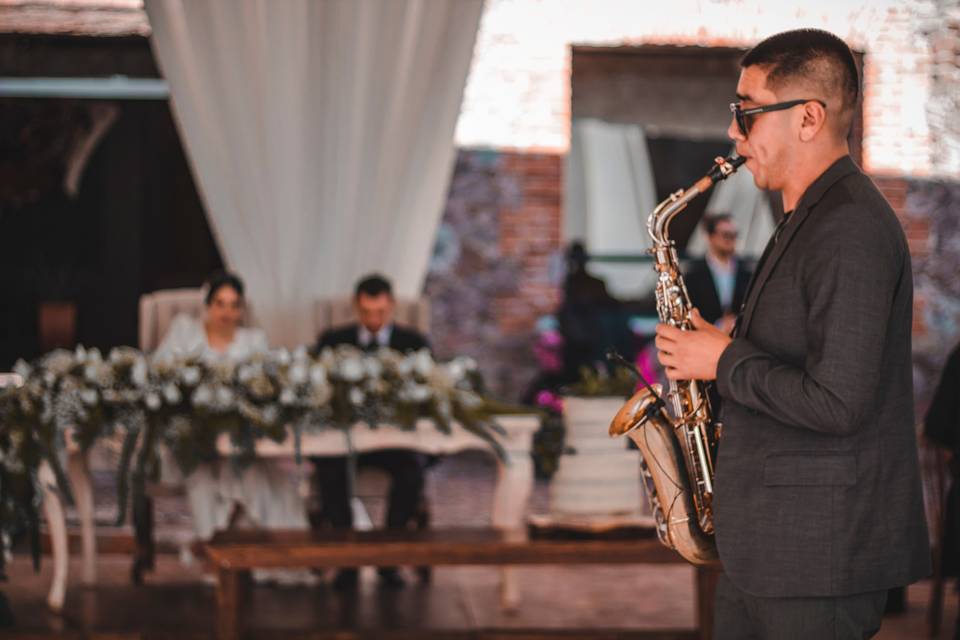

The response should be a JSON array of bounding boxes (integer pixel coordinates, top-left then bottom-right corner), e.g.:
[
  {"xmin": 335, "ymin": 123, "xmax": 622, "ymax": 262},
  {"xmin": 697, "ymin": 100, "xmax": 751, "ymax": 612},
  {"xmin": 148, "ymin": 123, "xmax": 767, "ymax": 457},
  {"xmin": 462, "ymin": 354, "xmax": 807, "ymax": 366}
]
[
  {"xmin": 495, "ymin": 149, "xmax": 564, "ymax": 338},
  {"xmin": 913, "ymin": 295, "xmax": 926, "ymax": 337}
]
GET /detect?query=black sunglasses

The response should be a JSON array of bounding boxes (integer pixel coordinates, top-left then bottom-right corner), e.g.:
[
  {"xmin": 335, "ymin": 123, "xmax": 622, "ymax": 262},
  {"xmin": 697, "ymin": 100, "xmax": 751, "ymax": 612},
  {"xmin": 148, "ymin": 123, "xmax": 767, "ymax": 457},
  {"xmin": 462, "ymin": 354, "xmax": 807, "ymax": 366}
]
[{"xmin": 729, "ymin": 99, "xmax": 827, "ymax": 137}]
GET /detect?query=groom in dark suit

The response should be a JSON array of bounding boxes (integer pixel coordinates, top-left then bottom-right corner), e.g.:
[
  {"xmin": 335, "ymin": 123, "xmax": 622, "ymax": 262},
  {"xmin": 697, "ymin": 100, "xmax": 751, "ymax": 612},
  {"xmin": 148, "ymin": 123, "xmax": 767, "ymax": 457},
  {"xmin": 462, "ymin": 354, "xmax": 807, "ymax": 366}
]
[
  {"xmin": 655, "ymin": 29, "xmax": 930, "ymax": 638},
  {"xmin": 311, "ymin": 274, "xmax": 429, "ymax": 590}
]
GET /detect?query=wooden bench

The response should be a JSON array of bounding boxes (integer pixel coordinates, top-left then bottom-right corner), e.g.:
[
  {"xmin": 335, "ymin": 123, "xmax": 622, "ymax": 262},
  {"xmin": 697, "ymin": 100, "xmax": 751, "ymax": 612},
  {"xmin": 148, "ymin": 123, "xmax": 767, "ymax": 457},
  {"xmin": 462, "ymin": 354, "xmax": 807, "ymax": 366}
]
[{"xmin": 205, "ymin": 528, "xmax": 719, "ymax": 640}]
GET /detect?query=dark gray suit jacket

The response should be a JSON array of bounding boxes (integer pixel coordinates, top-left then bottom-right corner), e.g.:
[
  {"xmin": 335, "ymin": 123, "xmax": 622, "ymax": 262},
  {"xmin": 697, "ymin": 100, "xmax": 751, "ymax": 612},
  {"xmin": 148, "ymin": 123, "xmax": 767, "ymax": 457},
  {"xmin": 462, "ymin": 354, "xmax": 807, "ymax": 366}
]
[{"xmin": 714, "ymin": 156, "xmax": 931, "ymax": 597}]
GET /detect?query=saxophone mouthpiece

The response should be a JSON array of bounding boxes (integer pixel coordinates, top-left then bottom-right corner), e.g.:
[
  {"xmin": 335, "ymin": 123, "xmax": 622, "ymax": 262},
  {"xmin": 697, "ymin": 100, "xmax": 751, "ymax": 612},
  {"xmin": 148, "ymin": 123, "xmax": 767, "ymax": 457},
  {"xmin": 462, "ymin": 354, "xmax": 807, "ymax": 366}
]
[{"xmin": 707, "ymin": 154, "xmax": 746, "ymax": 184}]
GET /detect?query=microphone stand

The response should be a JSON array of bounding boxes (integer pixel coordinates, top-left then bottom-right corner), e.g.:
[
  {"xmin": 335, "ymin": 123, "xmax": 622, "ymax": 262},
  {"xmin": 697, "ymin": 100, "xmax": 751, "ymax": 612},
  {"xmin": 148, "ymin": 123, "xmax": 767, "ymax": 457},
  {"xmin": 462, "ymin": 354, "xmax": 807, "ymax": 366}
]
[{"xmin": 606, "ymin": 348, "xmax": 668, "ymax": 423}]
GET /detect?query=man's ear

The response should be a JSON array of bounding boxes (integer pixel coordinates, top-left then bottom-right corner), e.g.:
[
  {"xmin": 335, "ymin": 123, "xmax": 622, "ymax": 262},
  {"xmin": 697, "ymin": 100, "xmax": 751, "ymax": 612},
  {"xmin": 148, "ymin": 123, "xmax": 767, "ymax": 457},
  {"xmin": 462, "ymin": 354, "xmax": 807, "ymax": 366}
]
[{"xmin": 798, "ymin": 101, "xmax": 827, "ymax": 142}]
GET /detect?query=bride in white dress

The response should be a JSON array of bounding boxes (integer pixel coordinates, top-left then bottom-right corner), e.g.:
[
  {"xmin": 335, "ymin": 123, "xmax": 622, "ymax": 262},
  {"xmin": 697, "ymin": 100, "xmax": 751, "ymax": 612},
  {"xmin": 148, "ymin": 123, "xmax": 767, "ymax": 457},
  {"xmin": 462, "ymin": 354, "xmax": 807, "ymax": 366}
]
[{"xmin": 155, "ymin": 272, "xmax": 310, "ymax": 577}]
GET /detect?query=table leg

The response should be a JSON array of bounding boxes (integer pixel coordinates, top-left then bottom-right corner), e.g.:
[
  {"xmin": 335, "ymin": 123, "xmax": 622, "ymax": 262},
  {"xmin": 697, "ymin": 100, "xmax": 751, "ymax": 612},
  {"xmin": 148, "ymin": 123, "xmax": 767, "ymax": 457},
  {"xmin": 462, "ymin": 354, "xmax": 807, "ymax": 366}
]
[
  {"xmin": 39, "ymin": 462, "xmax": 68, "ymax": 612},
  {"xmin": 216, "ymin": 568, "xmax": 242, "ymax": 640},
  {"xmin": 491, "ymin": 416, "xmax": 538, "ymax": 612},
  {"xmin": 695, "ymin": 564, "xmax": 720, "ymax": 640},
  {"xmin": 67, "ymin": 449, "xmax": 97, "ymax": 585}
]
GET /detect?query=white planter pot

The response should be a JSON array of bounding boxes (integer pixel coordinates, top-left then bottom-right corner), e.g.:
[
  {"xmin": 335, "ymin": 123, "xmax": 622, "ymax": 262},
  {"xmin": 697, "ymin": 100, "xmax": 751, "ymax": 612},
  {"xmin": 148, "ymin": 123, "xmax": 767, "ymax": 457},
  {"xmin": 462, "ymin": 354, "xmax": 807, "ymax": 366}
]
[{"xmin": 549, "ymin": 396, "xmax": 644, "ymax": 518}]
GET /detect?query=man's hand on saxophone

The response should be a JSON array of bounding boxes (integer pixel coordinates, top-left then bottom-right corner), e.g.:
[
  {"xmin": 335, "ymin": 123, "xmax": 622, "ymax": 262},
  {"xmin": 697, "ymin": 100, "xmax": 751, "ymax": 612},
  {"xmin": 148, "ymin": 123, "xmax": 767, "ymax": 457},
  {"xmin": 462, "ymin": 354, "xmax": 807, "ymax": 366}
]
[{"xmin": 655, "ymin": 308, "xmax": 732, "ymax": 381}]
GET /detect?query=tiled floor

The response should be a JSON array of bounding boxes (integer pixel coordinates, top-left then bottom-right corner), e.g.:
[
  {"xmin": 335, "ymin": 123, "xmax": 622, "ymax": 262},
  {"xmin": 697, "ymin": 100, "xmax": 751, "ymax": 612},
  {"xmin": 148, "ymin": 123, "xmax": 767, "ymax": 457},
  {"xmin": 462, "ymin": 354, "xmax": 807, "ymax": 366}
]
[{"xmin": 1, "ymin": 451, "xmax": 955, "ymax": 638}]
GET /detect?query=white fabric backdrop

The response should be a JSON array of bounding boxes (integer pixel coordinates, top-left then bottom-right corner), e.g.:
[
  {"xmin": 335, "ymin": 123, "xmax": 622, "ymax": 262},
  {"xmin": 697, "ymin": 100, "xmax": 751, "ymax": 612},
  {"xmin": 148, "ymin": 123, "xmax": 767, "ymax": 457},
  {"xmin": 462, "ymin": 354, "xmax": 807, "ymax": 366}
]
[
  {"xmin": 144, "ymin": 0, "xmax": 483, "ymax": 347},
  {"xmin": 564, "ymin": 118, "xmax": 658, "ymax": 298}
]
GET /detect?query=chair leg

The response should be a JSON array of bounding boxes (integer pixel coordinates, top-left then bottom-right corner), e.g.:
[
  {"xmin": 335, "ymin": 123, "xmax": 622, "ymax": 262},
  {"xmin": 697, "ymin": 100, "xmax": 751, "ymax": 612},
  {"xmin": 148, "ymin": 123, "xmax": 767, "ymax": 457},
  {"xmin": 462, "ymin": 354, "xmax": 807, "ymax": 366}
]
[{"xmin": 131, "ymin": 493, "xmax": 155, "ymax": 585}]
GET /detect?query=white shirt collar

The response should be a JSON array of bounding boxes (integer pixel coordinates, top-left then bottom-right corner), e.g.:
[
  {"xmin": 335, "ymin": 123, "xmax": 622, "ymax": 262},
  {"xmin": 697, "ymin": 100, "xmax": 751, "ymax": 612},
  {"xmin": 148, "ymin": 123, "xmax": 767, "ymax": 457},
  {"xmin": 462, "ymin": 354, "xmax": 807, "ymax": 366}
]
[{"xmin": 358, "ymin": 324, "xmax": 393, "ymax": 348}]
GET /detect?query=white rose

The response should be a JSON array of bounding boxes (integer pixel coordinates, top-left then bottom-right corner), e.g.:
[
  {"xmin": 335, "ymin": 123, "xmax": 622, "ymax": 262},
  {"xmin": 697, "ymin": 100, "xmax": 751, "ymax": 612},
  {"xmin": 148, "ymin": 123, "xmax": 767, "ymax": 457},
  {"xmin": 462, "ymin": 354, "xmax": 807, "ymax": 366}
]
[
  {"xmin": 132, "ymin": 359, "xmax": 148, "ymax": 387},
  {"xmin": 413, "ymin": 350, "xmax": 434, "ymax": 377},
  {"xmin": 80, "ymin": 388, "xmax": 98, "ymax": 406},
  {"xmin": 215, "ymin": 386, "xmax": 234, "ymax": 408},
  {"xmin": 181, "ymin": 366, "xmax": 201, "ymax": 386},
  {"xmin": 13, "ymin": 359, "xmax": 31, "ymax": 379},
  {"xmin": 84, "ymin": 363, "xmax": 99, "ymax": 383},
  {"xmin": 289, "ymin": 363, "xmax": 308, "ymax": 386},
  {"xmin": 363, "ymin": 357, "xmax": 383, "ymax": 379},
  {"xmin": 279, "ymin": 388, "xmax": 297, "ymax": 406},
  {"xmin": 237, "ymin": 365, "xmax": 255, "ymax": 384},
  {"xmin": 397, "ymin": 356, "xmax": 414, "ymax": 376},
  {"xmin": 145, "ymin": 392, "xmax": 162, "ymax": 411},
  {"xmin": 401, "ymin": 383, "xmax": 431, "ymax": 403},
  {"xmin": 292, "ymin": 345, "xmax": 308, "ymax": 361},
  {"xmin": 163, "ymin": 383, "xmax": 182, "ymax": 405},
  {"xmin": 191, "ymin": 384, "xmax": 214, "ymax": 407},
  {"xmin": 262, "ymin": 404, "xmax": 279, "ymax": 424},
  {"xmin": 74, "ymin": 345, "xmax": 87, "ymax": 361},
  {"xmin": 349, "ymin": 387, "xmax": 365, "ymax": 406},
  {"xmin": 44, "ymin": 350, "xmax": 75, "ymax": 376},
  {"xmin": 339, "ymin": 357, "xmax": 364, "ymax": 383},
  {"xmin": 275, "ymin": 348, "xmax": 292, "ymax": 366},
  {"xmin": 447, "ymin": 360, "xmax": 466, "ymax": 382}
]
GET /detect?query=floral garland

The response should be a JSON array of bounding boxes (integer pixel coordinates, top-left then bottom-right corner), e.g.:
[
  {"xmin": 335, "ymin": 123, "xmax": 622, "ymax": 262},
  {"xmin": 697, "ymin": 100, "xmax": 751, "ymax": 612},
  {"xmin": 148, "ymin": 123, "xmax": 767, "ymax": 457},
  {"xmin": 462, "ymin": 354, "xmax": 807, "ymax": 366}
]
[{"xmin": 0, "ymin": 344, "xmax": 512, "ymax": 573}]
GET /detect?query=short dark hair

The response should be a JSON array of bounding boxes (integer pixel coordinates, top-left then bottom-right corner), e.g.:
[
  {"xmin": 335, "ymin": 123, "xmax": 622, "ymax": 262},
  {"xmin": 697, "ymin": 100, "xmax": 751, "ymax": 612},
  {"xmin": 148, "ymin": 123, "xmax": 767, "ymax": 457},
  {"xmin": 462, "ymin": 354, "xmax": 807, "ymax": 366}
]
[
  {"xmin": 355, "ymin": 273, "xmax": 393, "ymax": 299},
  {"xmin": 742, "ymin": 29, "xmax": 860, "ymax": 138},
  {"xmin": 203, "ymin": 270, "xmax": 245, "ymax": 306},
  {"xmin": 702, "ymin": 213, "xmax": 733, "ymax": 236}
]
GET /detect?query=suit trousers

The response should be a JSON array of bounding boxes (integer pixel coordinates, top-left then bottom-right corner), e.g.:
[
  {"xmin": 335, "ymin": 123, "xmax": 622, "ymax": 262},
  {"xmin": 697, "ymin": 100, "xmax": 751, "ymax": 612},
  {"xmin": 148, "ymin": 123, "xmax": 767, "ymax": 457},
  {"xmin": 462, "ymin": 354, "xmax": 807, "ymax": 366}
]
[
  {"xmin": 312, "ymin": 449, "xmax": 424, "ymax": 530},
  {"xmin": 714, "ymin": 572, "xmax": 888, "ymax": 640}
]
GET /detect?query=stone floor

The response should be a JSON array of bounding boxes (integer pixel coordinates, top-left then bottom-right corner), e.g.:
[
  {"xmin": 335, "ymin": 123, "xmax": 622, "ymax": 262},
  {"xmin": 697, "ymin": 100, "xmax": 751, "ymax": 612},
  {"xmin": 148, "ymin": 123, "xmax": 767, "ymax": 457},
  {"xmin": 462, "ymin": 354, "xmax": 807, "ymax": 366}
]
[{"xmin": 1, "ymin": 451, "xmax": 956, "ymax": 638}]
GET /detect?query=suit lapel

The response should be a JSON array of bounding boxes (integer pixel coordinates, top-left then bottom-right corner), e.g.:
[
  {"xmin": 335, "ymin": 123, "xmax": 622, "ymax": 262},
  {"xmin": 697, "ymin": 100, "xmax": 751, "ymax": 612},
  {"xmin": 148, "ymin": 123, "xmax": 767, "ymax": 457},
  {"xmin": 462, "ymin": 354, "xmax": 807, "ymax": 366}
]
[
  {"xmin": 736, "ymin": 156, "xmax": 860, "ymax": 337},
  {"xmin": 738, "ymin": 206, "xmax": 812, "ymax": 336}
]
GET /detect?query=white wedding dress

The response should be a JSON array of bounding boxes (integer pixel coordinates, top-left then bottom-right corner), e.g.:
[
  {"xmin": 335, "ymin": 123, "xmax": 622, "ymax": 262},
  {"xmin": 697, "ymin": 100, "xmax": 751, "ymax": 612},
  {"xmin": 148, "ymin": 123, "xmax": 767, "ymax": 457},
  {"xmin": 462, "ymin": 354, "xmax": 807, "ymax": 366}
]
[{"xmin": 156, "ymin": 314, "xmax": 309, "ymax": 545}]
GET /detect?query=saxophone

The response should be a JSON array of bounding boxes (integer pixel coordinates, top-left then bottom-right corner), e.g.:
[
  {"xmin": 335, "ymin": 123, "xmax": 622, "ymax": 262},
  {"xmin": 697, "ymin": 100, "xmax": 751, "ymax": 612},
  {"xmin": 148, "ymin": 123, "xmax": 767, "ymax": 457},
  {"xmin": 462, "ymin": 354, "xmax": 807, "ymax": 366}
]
[{"xmin": 609, "ymin": 154, "xmax": 744, "ymax": 565}]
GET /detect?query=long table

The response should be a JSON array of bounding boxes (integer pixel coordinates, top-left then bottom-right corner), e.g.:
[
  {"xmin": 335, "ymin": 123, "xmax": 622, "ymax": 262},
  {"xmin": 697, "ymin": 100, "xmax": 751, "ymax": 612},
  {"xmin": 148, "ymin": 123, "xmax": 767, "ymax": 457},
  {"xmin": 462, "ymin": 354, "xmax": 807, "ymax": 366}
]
[{"xmin": 44, "ymin": 415, "xmax": 540, "ymax": 612}]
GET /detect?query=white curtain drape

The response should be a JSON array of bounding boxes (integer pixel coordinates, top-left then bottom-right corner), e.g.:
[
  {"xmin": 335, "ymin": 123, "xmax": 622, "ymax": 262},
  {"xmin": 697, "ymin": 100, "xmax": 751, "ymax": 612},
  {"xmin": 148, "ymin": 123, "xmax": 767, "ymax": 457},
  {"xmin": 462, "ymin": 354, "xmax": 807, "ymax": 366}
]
[
  {"xmin": 144, "ymin": 0, "xmax": 483, "ymax": 346},
  {"xmin": 564, "ymin": 118, "xmax": 658, "ymax": 298}
]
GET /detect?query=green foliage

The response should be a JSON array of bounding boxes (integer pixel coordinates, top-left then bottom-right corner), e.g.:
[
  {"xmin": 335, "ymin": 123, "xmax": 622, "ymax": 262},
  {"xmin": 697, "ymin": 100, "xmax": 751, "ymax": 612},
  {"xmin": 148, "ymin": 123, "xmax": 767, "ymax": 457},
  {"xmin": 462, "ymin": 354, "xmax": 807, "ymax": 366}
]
[
  {"xmin": 0, "ymin": 344, "xmax": 519, "ymax": 572},
  {"xmin": 563, "ymin": 365, "xmax": 637, "ymax": 398}
]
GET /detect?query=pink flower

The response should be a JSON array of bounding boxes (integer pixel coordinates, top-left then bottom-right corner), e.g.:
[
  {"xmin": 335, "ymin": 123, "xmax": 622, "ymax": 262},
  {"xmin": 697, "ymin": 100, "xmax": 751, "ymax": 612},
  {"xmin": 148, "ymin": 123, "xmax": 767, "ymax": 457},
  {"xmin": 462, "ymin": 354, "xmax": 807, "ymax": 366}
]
[{"xmin": 535, "ymin": 390, "xmax": 564, "ymax": 413}]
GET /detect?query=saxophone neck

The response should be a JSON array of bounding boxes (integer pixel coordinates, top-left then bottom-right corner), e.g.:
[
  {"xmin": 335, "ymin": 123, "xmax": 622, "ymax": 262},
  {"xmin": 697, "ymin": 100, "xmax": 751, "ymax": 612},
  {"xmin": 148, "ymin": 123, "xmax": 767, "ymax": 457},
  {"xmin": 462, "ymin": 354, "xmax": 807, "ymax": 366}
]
[
  {"xmin": 646, "ymin": 155, "xmax": 744, "ymax": 246},
  {"xmin": 647, "ymin": 184, "xmax": 706, "ymax": 246}
]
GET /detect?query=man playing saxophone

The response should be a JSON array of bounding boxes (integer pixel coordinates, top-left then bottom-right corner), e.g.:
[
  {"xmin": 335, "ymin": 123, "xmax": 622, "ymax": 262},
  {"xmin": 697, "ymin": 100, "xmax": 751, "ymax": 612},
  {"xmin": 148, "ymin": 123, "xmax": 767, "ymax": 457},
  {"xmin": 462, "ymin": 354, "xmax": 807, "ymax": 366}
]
[{"xmin": 654, "ymin": 29, "xmax": 930, "ymax": 639}]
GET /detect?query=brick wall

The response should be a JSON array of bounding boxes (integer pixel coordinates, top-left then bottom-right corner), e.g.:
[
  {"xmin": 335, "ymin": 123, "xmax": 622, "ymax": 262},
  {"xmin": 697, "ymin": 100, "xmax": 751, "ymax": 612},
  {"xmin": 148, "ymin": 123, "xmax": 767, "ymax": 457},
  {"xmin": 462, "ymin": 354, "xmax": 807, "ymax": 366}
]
[
  {"xmin": 495, "ymin": 153, "xmax": 563, "ymax": 337},
  {"xmin": 425, "ymin": 149, "xmax": 563, "ymax": 401},
  {"xmin": 872, "ymin": 174, "xmax": 960, "ymax": 413}
]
